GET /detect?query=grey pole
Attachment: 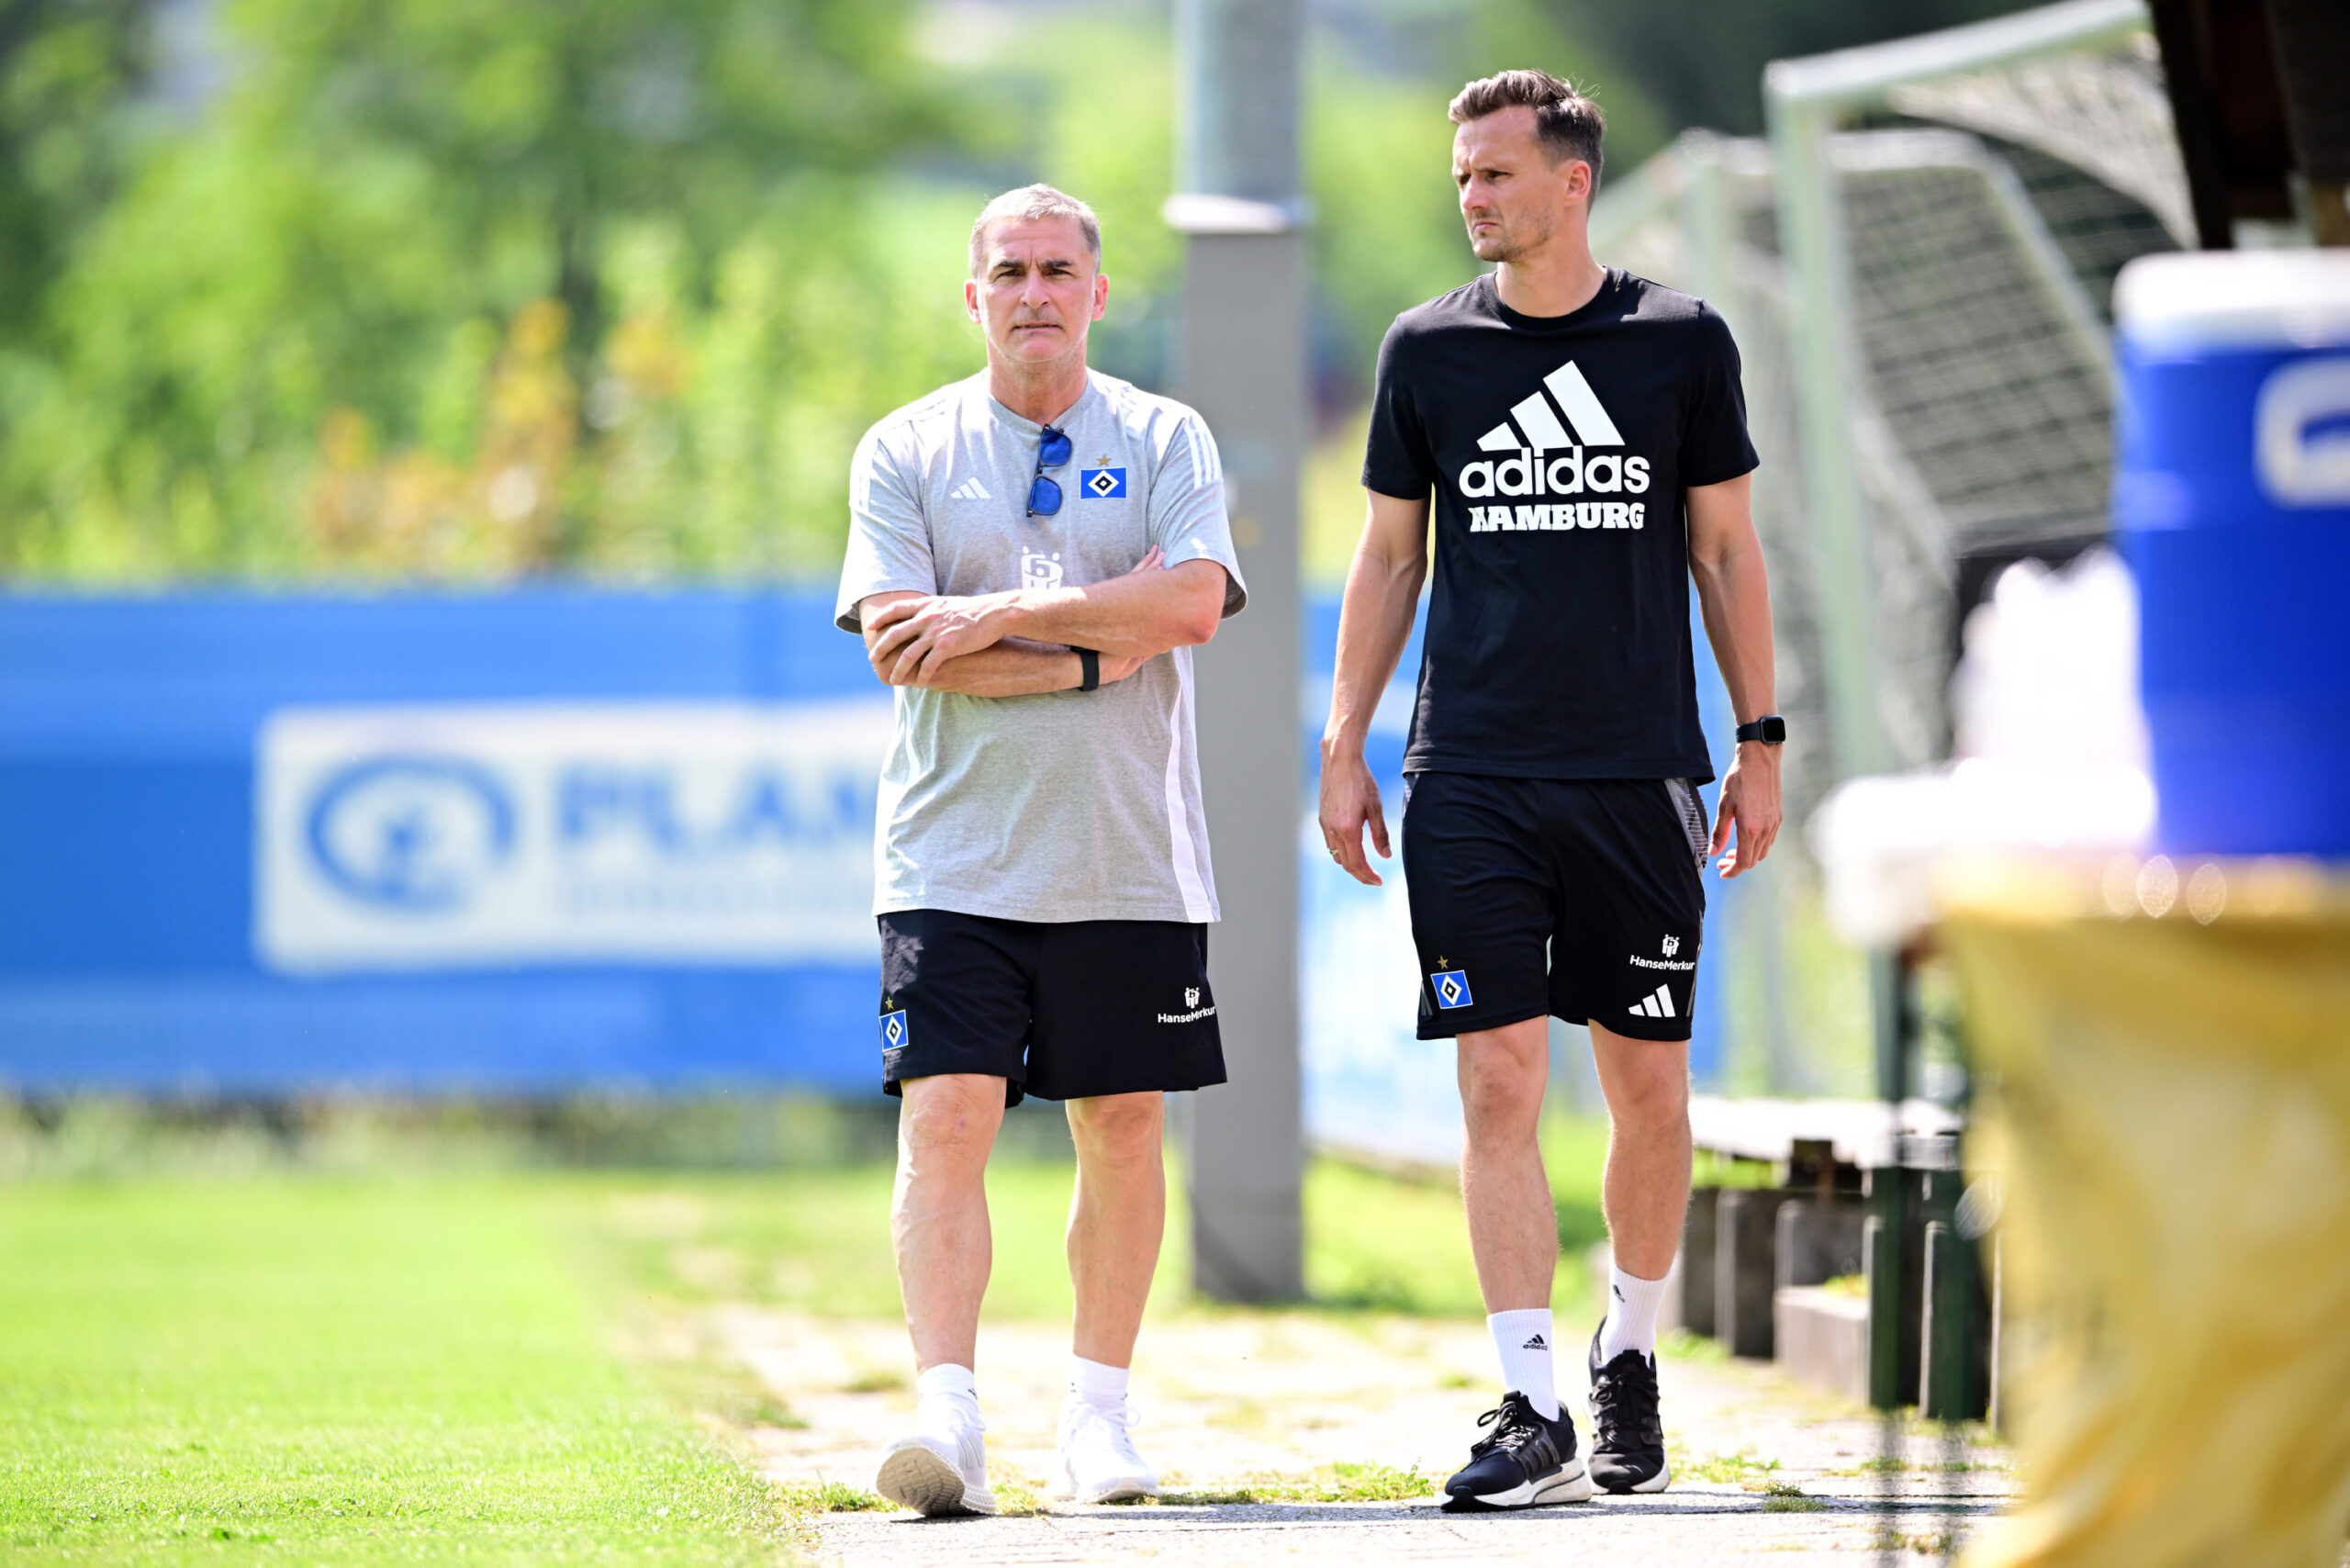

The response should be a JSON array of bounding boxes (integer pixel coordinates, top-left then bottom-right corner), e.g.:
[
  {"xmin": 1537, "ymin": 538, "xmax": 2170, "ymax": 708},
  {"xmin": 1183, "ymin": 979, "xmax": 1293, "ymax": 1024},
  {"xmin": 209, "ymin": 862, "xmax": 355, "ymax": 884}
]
[{"xmin": 1167, "ymin": 0, "xmax": 1305, "ymax": 1303}]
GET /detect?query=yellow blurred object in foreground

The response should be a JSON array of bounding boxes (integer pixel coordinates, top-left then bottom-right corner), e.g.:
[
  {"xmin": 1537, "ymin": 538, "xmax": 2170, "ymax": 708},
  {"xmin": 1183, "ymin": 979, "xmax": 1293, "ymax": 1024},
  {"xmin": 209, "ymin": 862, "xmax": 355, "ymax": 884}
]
[{"xmin": 1947, "ymin": 869, "xmax": 2350, "ymax": 1567}]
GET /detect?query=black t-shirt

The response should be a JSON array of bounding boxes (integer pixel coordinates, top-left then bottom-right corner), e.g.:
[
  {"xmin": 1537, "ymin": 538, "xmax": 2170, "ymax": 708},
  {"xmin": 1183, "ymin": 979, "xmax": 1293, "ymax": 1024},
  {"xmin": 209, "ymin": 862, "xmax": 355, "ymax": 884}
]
[{"xmin": 1363, "ymin": 269, "xmax": 1758, "ymax": 783}]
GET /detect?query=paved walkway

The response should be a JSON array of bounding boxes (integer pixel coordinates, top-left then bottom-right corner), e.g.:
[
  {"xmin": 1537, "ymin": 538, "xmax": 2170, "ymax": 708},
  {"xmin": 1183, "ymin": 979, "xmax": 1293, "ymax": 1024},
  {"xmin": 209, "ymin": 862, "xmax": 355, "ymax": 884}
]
[{"xmin": 725, "ymin": 1307, "xmax": 2013, "ymax": 1565}]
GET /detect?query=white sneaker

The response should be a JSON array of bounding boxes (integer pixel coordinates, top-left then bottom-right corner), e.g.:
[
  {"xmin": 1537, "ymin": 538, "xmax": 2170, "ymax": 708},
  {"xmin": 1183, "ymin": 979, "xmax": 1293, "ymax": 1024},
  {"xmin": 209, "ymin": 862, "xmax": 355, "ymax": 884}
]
[
  {"xmin": 876, "ymin": 1396, "xmax": 997, "ymax": 1517},
  {"xmin": 1058, "ymin": 1394, "xmax": 1159, "ymax": 1504}
]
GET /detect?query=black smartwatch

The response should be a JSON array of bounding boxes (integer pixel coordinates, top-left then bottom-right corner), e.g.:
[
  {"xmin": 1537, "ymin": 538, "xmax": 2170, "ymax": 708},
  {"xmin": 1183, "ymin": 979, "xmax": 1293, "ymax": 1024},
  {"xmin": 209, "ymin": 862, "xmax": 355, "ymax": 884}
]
[
  {"xmin": 1735, "ymin": 715, "xmax": 1786, "ymax": 745},
  {"xmin": 1074, "ymin": 648, "xmax": 1101, "ymax": 692}
]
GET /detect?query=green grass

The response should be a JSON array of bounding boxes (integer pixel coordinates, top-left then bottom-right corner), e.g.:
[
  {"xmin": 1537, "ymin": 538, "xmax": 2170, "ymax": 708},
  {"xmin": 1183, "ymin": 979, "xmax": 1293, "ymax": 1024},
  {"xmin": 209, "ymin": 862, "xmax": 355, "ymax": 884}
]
[
  {"xmin": 1674, "ymin": 1449, "xmax": 1782, "ymax": 1484},
  {"xmin": 770, "ymin": 1481, "xmax": 888, "ymax": 1514},
  {"xmin": 0, "ymin": 1177, "xmax": 789, "ymax": 1565},
  {"xmin": 0, "ymin": 1110, "xmax": 1625, "ymax": 1559}
]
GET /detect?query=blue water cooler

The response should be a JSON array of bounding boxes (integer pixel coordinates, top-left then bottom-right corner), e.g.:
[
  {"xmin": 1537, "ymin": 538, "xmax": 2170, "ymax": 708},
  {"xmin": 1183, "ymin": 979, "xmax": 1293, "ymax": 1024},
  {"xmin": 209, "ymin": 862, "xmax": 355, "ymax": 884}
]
[{"xmin": 2114, "ymin": 252, "xmax": 2350, "ymax": 857}]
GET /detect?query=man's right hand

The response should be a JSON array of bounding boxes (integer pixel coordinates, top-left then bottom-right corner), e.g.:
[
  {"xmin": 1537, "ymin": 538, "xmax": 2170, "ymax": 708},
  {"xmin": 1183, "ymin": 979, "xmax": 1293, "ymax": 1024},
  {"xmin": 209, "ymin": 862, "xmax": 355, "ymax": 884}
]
[{"xmin": 1318, "ymin": 744, "xmax": 1392, "ymax": 887}]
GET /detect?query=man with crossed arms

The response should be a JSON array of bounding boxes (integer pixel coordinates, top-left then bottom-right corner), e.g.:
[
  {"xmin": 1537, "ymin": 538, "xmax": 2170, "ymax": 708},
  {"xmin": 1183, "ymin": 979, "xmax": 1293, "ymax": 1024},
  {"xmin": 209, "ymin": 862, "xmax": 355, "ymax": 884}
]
[{"xmin": 839, "ymin": 184, "xmax": 1245, "ymax": 1516}]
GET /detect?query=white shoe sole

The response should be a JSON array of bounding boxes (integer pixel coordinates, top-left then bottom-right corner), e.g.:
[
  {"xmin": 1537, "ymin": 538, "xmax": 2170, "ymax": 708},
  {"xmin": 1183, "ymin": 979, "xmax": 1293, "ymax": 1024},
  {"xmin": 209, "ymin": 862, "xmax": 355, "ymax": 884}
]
[
  {"xmin": 877, "ymin": 1438, "xmax": 998, "ymax": 1517},
  {"xmin": 1592, "ymin": 1456, "xmax": 1672, "ymax": 1494},
  {"xmin": 1460, "ymin": 1458, "xmax": 1595, "ymax": 1509},
  {"xmin": 1617, "ymin": 1462, "xmax": 1671, "ymax": 1495},
  {"xmin": 1063, "ymin": 1464, "xmax": 1158, "ymax": 1506}
]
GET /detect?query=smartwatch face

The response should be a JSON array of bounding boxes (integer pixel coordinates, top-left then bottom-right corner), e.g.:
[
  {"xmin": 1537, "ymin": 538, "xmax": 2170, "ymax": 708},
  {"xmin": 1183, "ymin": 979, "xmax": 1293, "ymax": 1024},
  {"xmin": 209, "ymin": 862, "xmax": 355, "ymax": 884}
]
[{"xmin": 1761, "ymin": 716, "xmax": 1785, "ymax": 744}]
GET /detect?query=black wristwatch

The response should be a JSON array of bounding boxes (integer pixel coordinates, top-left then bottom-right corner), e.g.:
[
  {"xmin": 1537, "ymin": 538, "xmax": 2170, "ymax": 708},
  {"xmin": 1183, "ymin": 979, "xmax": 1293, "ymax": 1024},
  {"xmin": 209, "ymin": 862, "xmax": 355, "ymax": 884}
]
[
  {"xmin": 1074, "ymin": 648, "xmax": 1101, "ymax": 692},
  {"xmin": 1735, "ymin": 715, "xmax": 1785, "ymax": 745}
]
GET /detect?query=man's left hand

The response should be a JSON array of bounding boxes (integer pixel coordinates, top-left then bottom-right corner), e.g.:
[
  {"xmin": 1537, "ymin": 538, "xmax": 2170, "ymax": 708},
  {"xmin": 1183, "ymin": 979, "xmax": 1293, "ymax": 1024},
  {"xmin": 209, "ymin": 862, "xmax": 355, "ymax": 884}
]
[
  {"xmin": 866, "ymin": 593, "xmax": 1014, "ymax": 686},
  {"xmin": 1709, "ymin": 740, "xmax": 1783, "ymax": 878}
]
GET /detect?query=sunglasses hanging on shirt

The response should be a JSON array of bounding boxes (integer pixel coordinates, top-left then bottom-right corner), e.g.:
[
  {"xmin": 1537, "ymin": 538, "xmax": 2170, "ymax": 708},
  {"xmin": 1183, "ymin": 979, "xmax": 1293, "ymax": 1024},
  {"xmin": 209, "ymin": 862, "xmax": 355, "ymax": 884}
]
[{"xmin": 1026, "ymin": 425, "xmax": 1072, "ymax": 518}]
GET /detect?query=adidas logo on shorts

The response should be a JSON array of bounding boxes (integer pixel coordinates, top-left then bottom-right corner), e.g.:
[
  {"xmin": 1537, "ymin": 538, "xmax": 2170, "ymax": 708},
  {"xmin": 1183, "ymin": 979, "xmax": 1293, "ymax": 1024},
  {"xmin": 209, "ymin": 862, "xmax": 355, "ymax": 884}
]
[{"xmin": 1629, "ymin": 984, "xmax": 1676, "ymax": 1020}]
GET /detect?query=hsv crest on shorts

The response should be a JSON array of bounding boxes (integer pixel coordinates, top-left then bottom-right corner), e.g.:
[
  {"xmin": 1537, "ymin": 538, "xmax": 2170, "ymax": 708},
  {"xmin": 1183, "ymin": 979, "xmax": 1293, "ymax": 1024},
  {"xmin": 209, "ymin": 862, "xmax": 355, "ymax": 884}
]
[
  {"xmin": 880, "ymin": 1009, "xmax": 909, "ymax": 1048},
  {"xmin": 1431, "ymin": 969, "xmax": 1473, "ymax": 1010}
]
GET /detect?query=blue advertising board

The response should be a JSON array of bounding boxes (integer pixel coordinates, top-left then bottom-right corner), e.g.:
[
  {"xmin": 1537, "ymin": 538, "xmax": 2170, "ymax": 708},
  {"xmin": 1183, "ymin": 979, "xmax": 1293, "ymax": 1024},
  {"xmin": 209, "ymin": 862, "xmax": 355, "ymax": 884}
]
[{"xmin": 0, "ymin": 591, "xmax": 890, "ymax": 1093}]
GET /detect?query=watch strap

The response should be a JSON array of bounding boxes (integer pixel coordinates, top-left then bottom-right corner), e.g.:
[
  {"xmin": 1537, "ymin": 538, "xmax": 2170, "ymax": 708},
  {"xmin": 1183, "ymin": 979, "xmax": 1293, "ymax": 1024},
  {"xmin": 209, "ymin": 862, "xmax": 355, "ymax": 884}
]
[
  {"xmin": 1735, "ymin": 715, "xmax": 1785, "ymax": 745},
  {"xmin": 1075, "ymin": 648, "xmax": 1101, "ymax": 692}
]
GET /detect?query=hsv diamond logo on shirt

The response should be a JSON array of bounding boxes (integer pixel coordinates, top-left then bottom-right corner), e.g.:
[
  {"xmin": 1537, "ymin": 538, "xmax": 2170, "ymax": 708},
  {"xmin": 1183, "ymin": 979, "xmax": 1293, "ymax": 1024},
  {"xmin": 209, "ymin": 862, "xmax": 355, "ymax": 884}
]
[{"xmin": 1081, "ymin": 464, "xmax": 1127, "ymax": 499}]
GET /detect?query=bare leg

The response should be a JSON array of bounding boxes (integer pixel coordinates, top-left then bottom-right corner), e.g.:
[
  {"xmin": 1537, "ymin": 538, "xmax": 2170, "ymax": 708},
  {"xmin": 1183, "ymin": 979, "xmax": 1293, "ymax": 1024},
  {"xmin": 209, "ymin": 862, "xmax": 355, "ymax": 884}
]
[
  {"xmin": 893, "ymin": 1073, "xmax": 1007, "ymax": 1374},
  {"xmin": 1588, "ymin": 1024, "xmax": 1691, "ymax": 1279},
  {"xmin": 1458, "ymin": 1017, "xmax": 1557, "ymax": 1310},
  {"xmin": 1065, "ymin": 1092, "xmax": 1166, "ymax": 1367}
]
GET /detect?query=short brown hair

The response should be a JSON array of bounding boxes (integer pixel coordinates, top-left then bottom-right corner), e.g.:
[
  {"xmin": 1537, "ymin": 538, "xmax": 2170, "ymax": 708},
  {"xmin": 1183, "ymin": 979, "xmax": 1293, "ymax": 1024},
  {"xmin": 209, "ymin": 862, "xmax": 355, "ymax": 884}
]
[
  {"xmin": 1448, "ymin": 70, "xmax": 1605, "ymax": 193},
  {"xmin": 968, "ymin": 184, "xmax": 1102, "ymax": 277}
]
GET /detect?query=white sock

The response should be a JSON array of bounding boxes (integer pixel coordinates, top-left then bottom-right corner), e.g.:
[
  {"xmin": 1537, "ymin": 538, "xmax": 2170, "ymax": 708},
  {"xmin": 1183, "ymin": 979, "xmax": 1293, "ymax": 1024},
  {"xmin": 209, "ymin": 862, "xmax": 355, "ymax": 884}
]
[
  {"xmin": 1487, "ymin": 1309, "xmax": 1560, "ymax": 1421},
  {"xmin": 916, "ymin": 1362, "xmax": 982, "ymax": 1429},
  {"xmin": 1068, "ymin": 1355, "xmax": 1130, "ymax": 1412},
  {"xmin": 1598, "ymin": 1262, "xmax": 1671, "ymax": 1363}
]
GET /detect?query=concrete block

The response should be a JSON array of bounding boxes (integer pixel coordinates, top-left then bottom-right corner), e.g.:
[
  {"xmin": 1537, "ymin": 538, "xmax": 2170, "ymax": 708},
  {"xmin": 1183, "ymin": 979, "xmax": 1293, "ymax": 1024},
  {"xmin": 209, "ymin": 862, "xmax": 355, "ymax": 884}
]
[
  {"xmin": 1774, "ymin": 1198, "xmax": 1865, "ymax": 1291},
  {"xmin": 1715, "ymin": 1188, "xmax": 1796, "ymax": 1359},
  {"xmin": 1678, "ymin": 1187, "xmax": 1719, "ymax": 1338},
  {"xmin": 1774, "ymin": 1285, "xmax": 1870, "ymax": 1405}
]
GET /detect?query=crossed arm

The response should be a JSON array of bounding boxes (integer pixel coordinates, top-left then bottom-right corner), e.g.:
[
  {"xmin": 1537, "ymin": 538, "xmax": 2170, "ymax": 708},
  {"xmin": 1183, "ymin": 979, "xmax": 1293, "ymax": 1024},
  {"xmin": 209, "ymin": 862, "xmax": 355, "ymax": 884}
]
[
  {"xmin": 1315, "ymin": 473, "xmax": 1783, "ymax": 883},
  {"xmin": 857, "ymin": 549, "xmax": 1232, "ymax": 696}
]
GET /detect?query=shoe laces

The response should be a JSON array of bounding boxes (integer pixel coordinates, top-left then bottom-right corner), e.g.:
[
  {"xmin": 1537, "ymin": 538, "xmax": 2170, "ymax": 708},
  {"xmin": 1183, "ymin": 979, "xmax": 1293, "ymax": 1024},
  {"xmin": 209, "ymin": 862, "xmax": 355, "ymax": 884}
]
[
  {"xmin": 1589, "ymin": 1352, "xmax": 1662, "ymax": 1447},
  {"xmin": 1469, "ymin": 1394, "xmax": 1548, "ymax": 1457}
]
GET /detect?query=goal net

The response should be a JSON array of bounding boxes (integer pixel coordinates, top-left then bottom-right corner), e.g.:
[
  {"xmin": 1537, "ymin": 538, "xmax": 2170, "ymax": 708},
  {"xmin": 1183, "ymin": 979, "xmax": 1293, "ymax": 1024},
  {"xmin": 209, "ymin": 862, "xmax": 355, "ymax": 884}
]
[{"xmin": 1588, "ymin": 0, "xmax": 2187, "ymax": 1093}]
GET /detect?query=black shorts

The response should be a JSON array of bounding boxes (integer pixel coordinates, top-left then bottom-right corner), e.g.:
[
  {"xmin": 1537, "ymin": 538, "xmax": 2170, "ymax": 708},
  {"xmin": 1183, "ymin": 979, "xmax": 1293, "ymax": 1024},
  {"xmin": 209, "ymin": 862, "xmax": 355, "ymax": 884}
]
[
  {"xmin": 1401, "ymin": 772, "xmax": 1709, "ymax": 1043},
  {"xmin": 876, "ymin": 909, "xmax": 1226, "ymax": 1106}
]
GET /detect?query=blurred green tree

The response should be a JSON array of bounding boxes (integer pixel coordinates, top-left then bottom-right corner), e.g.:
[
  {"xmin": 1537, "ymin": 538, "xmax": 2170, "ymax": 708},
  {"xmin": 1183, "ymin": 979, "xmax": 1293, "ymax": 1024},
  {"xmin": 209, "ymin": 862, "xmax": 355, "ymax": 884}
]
[
  {"xmin": 0, "ymin": 0, "xmax": 151, "ymax": 345},
  {"xmin": 0, "ymin": 0, "xmax": 982, "ymax": 579}
]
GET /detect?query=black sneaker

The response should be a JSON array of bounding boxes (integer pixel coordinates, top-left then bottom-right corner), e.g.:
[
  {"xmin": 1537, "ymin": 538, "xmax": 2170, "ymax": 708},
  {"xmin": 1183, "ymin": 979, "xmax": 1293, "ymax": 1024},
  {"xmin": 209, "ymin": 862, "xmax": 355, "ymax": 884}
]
[
  {"xmin": 1440, "ymin": 1391, "xmax": 1594, "ymax": 1511},
  {"xmin": 1585, "ymin": 1327, "xmax": 1671, "ymax": 1493}
]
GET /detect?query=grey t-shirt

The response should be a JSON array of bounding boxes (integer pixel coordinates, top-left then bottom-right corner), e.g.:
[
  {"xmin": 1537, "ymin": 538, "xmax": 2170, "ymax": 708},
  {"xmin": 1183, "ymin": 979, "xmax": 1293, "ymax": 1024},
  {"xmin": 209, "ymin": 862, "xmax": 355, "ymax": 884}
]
[{"xmin": 834, "ymin": 370, "xmax": 1248, "ymax": 924}]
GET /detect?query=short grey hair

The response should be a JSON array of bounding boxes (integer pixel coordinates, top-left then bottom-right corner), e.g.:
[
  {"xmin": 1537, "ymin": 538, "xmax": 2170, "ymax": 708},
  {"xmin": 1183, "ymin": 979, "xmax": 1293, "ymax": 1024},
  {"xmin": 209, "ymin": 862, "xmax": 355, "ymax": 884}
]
[{"xmin": 968, "ymin": 184, "xmax": 1102, "ymax": 276}]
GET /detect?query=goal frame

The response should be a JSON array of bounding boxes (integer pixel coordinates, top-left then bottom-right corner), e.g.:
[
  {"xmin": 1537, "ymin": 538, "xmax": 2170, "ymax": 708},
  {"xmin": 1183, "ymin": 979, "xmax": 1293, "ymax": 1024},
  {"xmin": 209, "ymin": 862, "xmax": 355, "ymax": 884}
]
[{"xmin": 1762, "ymin": 0, "xmax": 2154, "ymax": 780}]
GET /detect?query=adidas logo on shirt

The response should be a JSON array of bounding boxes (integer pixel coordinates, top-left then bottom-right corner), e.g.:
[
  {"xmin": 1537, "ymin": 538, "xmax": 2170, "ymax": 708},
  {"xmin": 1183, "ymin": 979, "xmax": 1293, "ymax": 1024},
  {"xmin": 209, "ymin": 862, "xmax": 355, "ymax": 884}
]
[
  {"xmin": 1630, "ymin": 984, "xmax": 1677, "ymax": 1020},
  {"xmin": 949, "ymin": 477, "xmax": 991, "ymax": 500},
  {"xmin": 1453, "ymin": 359, "xmax": 1651, "ymax": 523}
]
